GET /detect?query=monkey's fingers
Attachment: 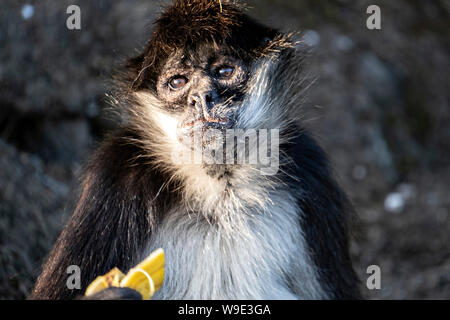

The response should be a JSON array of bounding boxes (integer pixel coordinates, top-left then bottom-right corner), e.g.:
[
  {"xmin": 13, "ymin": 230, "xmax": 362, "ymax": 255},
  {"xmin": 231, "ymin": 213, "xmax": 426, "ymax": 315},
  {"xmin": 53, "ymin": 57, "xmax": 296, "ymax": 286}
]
[{"xmin": 82, "ymin": 287, "xmax": 142, "ymax": 300}]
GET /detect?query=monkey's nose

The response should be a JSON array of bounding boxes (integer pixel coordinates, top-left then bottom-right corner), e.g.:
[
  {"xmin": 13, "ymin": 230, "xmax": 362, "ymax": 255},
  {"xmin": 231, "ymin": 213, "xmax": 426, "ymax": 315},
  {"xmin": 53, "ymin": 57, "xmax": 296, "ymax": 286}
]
[{"xmin": 188, "ymin": 91, "xmax": 216, "ymax": 114}]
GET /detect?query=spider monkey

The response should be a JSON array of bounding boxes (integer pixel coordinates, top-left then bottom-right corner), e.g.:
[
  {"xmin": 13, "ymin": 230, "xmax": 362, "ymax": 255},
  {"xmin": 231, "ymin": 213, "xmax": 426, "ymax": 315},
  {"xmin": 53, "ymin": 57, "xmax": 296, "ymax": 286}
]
[{"xmin": 31, "ymin": 0, "xmax": 361, "ymax": 300}]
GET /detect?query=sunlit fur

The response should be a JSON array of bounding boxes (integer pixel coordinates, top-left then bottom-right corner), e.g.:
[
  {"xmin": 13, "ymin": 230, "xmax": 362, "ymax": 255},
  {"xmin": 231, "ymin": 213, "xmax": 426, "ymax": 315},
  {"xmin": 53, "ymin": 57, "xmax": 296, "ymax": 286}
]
[
  {"xmin": 119, "ymin": 44, "xmax": 327, "ymax": 299},
  {"xmin": 144, "ymin": 192, "xmax": 325, "ymax": 299},
  {"xmin": 30, "ymin": 0, "xmax": 360, "ymax": 301}
]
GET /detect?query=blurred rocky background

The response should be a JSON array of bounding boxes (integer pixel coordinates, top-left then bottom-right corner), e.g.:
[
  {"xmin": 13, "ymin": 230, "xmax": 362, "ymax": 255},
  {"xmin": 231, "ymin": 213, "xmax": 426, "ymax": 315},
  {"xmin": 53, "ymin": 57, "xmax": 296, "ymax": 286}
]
[{"xmin": 0, "ymin": 0, "xmax": 449, "ymax": 299}]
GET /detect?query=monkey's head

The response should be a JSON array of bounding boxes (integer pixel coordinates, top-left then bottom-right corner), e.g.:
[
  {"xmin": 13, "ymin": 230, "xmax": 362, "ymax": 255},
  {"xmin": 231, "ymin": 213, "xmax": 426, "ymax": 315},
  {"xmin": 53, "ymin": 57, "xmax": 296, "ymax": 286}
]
[{"xmin": 117, "ymin": 0, "xmax": 306, "ymax": 205}]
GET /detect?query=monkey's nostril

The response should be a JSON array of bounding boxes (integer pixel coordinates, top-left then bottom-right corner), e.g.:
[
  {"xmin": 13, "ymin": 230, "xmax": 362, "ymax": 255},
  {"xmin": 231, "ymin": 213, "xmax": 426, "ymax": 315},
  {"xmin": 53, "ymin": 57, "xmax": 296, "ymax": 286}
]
[
  {"xmin": 189, "ymin": 92, "xmax": 215, "ymax": 111},
  {"xmin": 189, "ymin": 96, "xmax": 197, "ymax": 106}
]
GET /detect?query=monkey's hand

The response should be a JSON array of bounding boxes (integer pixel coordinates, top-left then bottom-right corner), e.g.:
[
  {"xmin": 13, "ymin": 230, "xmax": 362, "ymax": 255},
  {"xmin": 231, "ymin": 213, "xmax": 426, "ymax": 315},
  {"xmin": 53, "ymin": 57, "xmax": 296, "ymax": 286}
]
[
  {"xmin": 84, "ymin": 248, "xmax": 164, "ymax": 300},
  {"xmin": 81, "ymin": 287, "xmax": 142, "ymax": 300}
]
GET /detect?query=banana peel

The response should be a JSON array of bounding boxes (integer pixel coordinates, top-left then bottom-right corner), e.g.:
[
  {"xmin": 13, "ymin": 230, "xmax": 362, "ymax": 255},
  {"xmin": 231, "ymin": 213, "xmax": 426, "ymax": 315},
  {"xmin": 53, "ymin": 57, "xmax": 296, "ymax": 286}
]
[{"xmin": 85, "ymin": 248, "xmax": 164, "ymax": 300}]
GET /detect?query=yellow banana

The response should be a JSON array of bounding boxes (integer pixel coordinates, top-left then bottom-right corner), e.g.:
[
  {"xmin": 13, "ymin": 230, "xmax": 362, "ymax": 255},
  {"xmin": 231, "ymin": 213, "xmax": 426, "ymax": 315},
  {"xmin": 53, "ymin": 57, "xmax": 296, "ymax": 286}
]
[
  {"xmin": 84, "ymin": 248, "xmax": 164, "ymax": 300},
  {"xmin": 84, "ymin": 267, "xmax": 125, "ymax": 296}
]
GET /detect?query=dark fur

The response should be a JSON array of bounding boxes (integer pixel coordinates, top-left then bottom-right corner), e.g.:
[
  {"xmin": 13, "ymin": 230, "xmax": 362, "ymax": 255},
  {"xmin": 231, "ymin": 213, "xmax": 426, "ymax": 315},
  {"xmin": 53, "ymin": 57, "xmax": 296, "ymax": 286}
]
[
  {"xmin": 128, "ymin": 0, "xmax": 278, "ymax": 91},
  {"xmin": 31, "ymin": 129, "xmax": 174, "ymax": 299},
  {"xmin": 81, "ymin": 287, "xmax": 142, "ymax": 300},
  {"xmin": 30, "ymin": 0, "xmax": 361, "ymax": 300},
  {"xmin": 282, "ymin": 132, "xmax": 361, "ymax": 299}
]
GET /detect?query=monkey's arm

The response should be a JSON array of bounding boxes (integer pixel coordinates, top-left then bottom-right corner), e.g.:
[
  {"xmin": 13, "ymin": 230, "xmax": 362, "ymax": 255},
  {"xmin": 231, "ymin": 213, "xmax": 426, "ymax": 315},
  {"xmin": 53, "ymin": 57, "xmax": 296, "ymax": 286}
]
[{"xmin": 30, "ymin": 130, "xmax": 162, "ymax": 299}]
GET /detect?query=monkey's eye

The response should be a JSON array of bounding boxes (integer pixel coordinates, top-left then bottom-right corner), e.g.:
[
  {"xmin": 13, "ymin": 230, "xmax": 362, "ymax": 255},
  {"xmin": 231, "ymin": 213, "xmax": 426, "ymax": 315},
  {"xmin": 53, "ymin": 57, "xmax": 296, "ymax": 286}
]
[
  {"xmin": 169, "ymin": 76, "xmax": 188, "ymax": 90},
  {"xmin": 217, "ymin": 66, "xmax": 234, "ymax": 79}
]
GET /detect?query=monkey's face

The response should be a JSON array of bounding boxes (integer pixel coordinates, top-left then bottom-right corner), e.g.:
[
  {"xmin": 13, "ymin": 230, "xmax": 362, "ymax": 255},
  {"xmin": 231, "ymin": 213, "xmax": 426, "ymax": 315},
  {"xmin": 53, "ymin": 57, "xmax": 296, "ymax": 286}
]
[
  {"xmin": 138, "ymin": 44, "xmax": 256, "ymax": 169},
  {"xmin": 131, "ymin": 39, "xmax": 294, "ymax": 174},
  {"xmin": 156, "ymin": 47, "xmax": 249, "ymax": 138}
]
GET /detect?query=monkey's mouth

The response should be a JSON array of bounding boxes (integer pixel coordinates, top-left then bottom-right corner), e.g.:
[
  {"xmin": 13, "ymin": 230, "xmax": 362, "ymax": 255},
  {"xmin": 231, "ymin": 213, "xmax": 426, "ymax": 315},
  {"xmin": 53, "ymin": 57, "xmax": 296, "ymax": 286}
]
[
  {"xmin": 181, "ymin": 117, "xmax": 231, "ymax": 130},
  {"xmin": 177, "ymin": 116, "xmax": 233, "ymax": 152}
]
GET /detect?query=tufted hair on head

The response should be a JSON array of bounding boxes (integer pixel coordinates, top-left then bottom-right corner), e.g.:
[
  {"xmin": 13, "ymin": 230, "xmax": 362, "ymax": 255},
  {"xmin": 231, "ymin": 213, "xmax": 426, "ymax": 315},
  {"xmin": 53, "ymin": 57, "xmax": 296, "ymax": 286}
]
[{"xmin": 128, "ymin": 0, "xmax": 281, "ymax": 90}]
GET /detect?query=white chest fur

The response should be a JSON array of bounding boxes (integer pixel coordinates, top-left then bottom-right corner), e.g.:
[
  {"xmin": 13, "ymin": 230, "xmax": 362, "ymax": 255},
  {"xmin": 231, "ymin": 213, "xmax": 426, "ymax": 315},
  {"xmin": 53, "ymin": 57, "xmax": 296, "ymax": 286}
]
[{"xmin": 142, "ymin": 189, "xmax": 326, "ymax": 300}]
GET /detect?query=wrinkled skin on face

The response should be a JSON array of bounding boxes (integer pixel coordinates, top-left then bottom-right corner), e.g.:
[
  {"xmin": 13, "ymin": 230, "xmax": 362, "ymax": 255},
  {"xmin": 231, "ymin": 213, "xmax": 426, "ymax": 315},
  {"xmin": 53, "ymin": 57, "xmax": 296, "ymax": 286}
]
[
  {"xmin": 156, "ymin": 45, "xmax": 249, "ymax": 133},
  {"xmin": 153, "ymin": 45, "xmax": 254, "ymax": 170}
]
